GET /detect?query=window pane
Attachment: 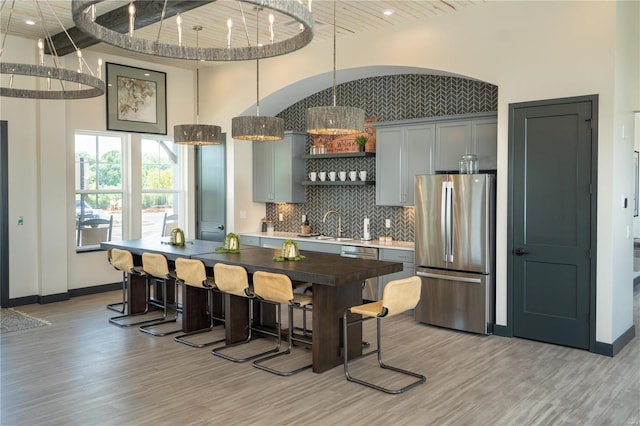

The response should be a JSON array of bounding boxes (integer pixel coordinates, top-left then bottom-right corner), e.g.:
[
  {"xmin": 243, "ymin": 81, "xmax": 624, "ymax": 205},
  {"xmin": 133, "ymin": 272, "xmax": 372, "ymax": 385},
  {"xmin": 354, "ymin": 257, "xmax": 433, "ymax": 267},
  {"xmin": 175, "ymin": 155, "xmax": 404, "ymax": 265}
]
[
  {"xmin": 96, "ymin": 137, "xmax": 122, "ymax": 190},
  {"xmin": 141, "ymin": 193, "xmax": 179, "ymax": 238},
  {"xmin": 140, "ymin": 138, "xmax": 180, "ymax": 238},
  {"xmin": 75, "ymin": 134, "xmax": 97, "ymax": 191},
  {"xmin": 141, "ymin": 139, "xmax": 179, "ymax": 190},
  {"xmin": 75, "ymin": 132, "xmax": 123, "ymax": 251}
]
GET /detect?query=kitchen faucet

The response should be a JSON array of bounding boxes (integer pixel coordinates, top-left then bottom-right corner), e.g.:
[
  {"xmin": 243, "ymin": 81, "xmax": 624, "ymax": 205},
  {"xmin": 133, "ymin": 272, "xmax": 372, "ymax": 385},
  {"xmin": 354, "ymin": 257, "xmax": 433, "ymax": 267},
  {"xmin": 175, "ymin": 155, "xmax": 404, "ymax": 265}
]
[{"xmin": 322, "ymin": 210, "xmax": 343, "ymax": 238}]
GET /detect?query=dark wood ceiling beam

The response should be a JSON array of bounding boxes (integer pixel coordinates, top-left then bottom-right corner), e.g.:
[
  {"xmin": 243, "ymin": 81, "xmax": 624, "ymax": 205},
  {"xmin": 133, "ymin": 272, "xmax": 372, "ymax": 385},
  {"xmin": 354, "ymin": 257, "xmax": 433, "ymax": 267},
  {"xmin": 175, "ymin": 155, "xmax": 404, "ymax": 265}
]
[{"xmin": 46, "ymin": 0, "xmax": 214, "ymax": 56}]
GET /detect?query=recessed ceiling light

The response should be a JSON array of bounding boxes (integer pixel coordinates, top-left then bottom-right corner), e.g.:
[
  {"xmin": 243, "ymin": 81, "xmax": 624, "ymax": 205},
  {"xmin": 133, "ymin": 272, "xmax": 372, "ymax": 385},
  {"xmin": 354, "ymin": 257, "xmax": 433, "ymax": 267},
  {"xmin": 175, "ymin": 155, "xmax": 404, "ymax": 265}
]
[
  {"xmin": 383, "ymin": 9, "xmax": 395, "ymax": 16},
  {"xmin": 25, "ymin": 19, "xmax": 36, "ymax": 25}
]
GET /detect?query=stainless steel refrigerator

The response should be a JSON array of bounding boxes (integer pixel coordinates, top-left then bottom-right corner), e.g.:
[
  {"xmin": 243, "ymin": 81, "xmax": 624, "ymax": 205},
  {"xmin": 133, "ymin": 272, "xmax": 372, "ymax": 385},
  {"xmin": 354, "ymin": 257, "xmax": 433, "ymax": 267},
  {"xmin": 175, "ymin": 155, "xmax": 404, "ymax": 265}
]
[{"xmin": 414, "ymin": 174, "xmax": 496, "ymax": 334}]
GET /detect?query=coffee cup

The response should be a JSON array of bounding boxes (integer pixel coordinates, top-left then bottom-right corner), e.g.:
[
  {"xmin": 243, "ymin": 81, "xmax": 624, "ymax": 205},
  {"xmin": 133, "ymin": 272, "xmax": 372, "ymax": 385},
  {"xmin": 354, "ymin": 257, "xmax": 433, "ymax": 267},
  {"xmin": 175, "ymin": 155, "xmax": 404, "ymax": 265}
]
[
  {"xmin": 319, "ymin": 171, "xmax": 327, "ymax": 181},
  {"xmin": 339, "ymin": 171, "xmax": 347, "ymax": 181},
  {"xmin": 359, "ymin": 171, "xmax": 367, "ymax": 181},
  {"xmin": 349, "ymin": 171, "xmax": 357, "ymax": 181},
  {"xmin": 329, "ymin": 171, "xmax": 337, "ymax": 181},
  {"xmin": 309, "ymin": 172, "xmax": 317, "ymax": 181}
]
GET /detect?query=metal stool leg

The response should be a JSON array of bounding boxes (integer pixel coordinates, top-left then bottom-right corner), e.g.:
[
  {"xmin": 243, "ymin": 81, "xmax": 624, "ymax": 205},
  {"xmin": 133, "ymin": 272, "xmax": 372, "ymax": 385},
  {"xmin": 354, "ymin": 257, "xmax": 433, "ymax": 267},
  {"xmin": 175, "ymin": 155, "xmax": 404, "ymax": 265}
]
[
  {"xmin": 175, "ymin": 289, "xmax": 225, "ymax": 348},
  {"xmin": 211, "ymin": 297, "xmax": 280, "ymax": 363},
  {"xmin": 139, "ymin": 276, "xmax": 182, "ymax": 336},
  {"xmin": 343, "ymin": 312, "xmax": 426, "ymax": 394},
  {"xmin": 252, "ymin": 303, "xmax": 312, "ymax": 376},
  {"xmin": 107, "ymin": 272, "xmax": 127, "ymax": 313}
]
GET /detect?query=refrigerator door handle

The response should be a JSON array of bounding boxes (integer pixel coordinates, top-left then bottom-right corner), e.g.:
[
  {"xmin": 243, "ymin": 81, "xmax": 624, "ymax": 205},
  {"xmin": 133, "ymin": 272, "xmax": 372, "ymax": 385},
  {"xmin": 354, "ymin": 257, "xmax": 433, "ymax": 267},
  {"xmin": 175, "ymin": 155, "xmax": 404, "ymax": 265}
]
[
  {"xmin": 445, "ymin": 181, "xmax": 453, "ymax": 263},
  {"xmin": 417, "ymin": 271, "xmax": 482, "ymax": 284},
  {"xmin": 441, "ymin": 181, "xmax": 448, "ymax": 262}
]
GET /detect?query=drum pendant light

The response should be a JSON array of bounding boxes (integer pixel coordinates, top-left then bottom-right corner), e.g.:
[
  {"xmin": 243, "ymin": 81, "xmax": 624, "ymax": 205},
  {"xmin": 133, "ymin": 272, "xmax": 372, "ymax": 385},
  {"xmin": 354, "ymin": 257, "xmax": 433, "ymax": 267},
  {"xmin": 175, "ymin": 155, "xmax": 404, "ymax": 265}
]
[
  {"xmin": 232, "ymin": 7, "xmax": 284, "ymax": 141},
  {"xmin": 305, "ymin": 0, "xmax": 364, "ymax": 135},
  {"xmin": 174, "ymin": 26, "xmax": 222, "ymax": 145}
]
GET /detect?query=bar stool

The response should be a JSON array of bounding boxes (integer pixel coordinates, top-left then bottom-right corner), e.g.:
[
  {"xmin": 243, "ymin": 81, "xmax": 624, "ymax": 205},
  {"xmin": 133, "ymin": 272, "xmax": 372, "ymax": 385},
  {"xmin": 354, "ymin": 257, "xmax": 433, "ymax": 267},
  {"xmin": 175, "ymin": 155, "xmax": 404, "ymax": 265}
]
[
  {"xmin": 174, "ymin": 258, "xmax": 225, "ymax": 348},
  {"xmin": 108, "ymin": 248, "xmax": 164, "ymax": 328},
  {"xmin": 106, "ymin": 249, "xmax": 128, "ymax": 313},
  {"xmin": 210, "ymin": 263, "xmax": 280, "ymax": 363},
  {"xmin": 138, "ymin": 252, "xmax": 182, "ymax": 336},
  {"xmin": 252, "ymin": 271, "xmax": 313, "ymax": 376},
  {"xmin": 343, "ymin": 276, "xmax": 426, "ymax": 394}
]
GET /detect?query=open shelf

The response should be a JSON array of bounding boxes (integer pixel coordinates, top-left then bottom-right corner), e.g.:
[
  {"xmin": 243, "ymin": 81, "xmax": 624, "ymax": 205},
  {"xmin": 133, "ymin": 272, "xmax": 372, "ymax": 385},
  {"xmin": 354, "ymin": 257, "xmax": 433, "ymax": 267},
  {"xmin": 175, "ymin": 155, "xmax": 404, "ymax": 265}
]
[
  {"xmin": 302, "ymin": 180, "xmax": 375, "ymax": 186},
  {"xmin": 302, "ymin": 152, "xmax": 375, "ymax": 160}
]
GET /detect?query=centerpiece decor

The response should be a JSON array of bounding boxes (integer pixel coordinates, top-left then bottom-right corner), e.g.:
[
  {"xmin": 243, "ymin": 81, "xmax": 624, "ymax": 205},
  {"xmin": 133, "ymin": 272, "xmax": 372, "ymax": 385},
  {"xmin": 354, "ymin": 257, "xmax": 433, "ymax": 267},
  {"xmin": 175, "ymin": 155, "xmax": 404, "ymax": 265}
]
[
  {"xmin": 215, "ymin": 233, "xmax": 241, "ymax": 254},
  {"xmin": 162, "ymin": 228, "xmax": 193, "ymax": 246},
  {"xmin": 274, "ymin": 239, "xmax": 305, "ymax": 262},
  {"xmin": 170, "ymin": 228, "xmax": 185, "ymax": 246}
]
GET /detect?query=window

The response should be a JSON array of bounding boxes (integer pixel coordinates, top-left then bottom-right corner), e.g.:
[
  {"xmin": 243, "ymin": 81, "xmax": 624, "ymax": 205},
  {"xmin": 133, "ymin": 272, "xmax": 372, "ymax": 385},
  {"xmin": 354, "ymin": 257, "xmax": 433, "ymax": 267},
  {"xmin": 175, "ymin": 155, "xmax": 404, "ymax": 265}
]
[
  {"xmin": 141, "ymin": 138, "xmax": 181, "ymax": 237},
  {"xmin": 75, "ymin": 132, "xmax": 123, "ymax": 251}
]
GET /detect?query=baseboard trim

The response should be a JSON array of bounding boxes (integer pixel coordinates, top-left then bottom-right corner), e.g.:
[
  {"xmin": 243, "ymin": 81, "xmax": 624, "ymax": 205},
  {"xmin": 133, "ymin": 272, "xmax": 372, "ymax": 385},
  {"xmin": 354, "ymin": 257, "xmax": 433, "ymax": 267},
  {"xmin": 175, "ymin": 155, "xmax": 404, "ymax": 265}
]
[
  {"xmin": 37, "ymin": 293, "xmax": 70, "ymax": 304},
  {"xmin": 7, "ymin": 283, "xmax": 121, "ymax": 307},
  {"xmin": 493, "ymin": 324, "xmax": 511, "ymax": 337},
  {"xmin": 5, "ymin": 295, "xmax": 38, "ymax": 307},
  {"xmin": 69, "ymin": 282, "xmax": 121, "ymax": 297},
  {"xmin": 593, "ymin": 325, "xmax": 636, "ymax": 357}
]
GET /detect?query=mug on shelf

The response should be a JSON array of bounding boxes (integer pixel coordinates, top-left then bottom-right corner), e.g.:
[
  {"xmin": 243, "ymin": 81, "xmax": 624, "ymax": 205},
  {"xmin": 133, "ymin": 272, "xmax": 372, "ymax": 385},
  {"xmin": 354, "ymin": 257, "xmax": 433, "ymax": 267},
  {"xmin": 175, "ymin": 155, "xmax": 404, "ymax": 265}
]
[
  {"xmin": 319, "ymin": 171, "xmax": 327, "ymax": 181},
  {"xmin": 309, "ymin": 172, "xmax": 317, "ymax": 181},
  {"xmin": 339, "ymin": 171, "xmax": 347, "ymax": 181},
  {"xmin": 328, "ymin": 171, "xmax": 337, "ymax": 181},
  {"xmin": 349, "ymin": 171, "xmax": 357, "ymax": 181},
  {"xmin": 359, "ymin": 171, "xmax": 367, "ymax": 181}
]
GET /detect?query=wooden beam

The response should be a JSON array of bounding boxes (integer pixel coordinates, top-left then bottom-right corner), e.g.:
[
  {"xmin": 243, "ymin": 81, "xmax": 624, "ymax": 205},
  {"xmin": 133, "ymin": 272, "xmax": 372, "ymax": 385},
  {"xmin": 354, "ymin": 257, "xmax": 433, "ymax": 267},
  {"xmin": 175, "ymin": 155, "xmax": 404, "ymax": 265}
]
[{"xmin": 46, "ymin": 0, "xmax": 214, "ymax": 56}]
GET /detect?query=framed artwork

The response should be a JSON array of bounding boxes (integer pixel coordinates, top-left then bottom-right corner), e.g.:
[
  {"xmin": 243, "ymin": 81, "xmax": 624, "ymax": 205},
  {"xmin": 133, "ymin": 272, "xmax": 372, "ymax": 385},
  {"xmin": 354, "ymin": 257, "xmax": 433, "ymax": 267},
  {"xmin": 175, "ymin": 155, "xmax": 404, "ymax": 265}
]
[
  {"xmin": 106, "ymin": 63, "xmax": 167, "ymax": 134},
  {"xmin": 634, "ymin": 151, "xmax": 638, "ymax": 217}
]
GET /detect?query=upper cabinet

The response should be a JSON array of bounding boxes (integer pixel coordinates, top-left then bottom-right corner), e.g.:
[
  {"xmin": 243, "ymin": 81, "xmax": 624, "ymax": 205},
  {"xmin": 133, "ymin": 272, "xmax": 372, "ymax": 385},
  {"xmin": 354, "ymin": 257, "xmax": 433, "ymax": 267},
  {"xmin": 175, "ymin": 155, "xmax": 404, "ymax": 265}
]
[
  {"xmin": 375, "ymin": 121, "xmax": 435, "ymax": 206},
  {"xmin": 435, "ymin": 114, "xmax": 497, "ymax": 172},
  {"xmin": 375, "ymin": 113, "xmax": 497, "ymax": 206},
  {"xmin": 253, "ymin": 131, "xmax": 306, "ymax": 203}
]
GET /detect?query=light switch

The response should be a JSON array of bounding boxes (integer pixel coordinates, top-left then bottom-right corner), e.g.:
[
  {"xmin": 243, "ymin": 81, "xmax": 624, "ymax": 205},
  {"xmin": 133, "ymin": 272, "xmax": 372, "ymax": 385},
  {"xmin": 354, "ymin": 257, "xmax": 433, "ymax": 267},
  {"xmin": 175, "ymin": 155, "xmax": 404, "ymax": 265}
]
[
  {"xmin": 279, "ymin": 213, "xmax": 284, "ymax": 221},
  {"xmin": 385, "ymin": 219, "xmax": 391, "ymax": 228},
  {"xmin": 17, "ymin": 216, "xmax": 23, "ymax": 225}
]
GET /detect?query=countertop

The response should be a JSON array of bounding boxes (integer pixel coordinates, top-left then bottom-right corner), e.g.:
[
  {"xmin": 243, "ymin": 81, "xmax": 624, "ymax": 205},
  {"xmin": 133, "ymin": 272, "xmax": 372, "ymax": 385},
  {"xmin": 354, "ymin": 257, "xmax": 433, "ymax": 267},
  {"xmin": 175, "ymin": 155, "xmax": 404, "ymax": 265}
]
[{"xmin": 239, "ymin": 231, "xmax": 415, "ymax": 251}]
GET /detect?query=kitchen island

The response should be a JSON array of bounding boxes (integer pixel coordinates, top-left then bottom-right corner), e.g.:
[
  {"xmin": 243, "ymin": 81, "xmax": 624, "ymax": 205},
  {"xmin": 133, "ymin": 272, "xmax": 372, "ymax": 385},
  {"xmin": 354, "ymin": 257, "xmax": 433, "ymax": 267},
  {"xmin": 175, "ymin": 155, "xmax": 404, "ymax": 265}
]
[{"xmin": 101, "ymin": 238, "xmax": 403, "ymax": 373}]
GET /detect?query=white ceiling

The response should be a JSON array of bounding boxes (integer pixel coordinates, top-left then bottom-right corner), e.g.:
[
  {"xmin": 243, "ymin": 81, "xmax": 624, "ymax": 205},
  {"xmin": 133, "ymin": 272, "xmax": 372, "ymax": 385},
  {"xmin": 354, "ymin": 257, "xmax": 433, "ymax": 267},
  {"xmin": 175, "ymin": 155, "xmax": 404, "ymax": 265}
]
[{"xmin": 1, "ymin": 0, "xmax": 482, "ymax": 69}]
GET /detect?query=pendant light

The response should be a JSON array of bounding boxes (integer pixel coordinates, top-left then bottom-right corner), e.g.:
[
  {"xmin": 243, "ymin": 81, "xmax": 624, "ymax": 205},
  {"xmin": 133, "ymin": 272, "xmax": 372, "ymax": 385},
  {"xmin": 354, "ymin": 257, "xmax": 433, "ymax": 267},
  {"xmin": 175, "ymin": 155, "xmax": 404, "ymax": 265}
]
[
  {"xmin": 305, "ymin": 0, "xmax": 364, "ymax": 135},
  {"xmin": 174, "ymin": 26, "xmax": 222, "ymax": 145},
  {"xmin": 232, "ymin": 6, "xmax": 284, "ymax": 141}
]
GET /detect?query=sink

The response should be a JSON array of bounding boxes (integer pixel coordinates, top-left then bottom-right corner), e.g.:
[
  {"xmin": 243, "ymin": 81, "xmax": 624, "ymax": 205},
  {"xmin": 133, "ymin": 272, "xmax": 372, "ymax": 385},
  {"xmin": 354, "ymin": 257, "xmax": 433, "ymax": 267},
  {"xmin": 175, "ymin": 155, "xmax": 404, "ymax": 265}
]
[{"xmin": 315, "ymin": 235, "xmax": 334, "ymax": 240}]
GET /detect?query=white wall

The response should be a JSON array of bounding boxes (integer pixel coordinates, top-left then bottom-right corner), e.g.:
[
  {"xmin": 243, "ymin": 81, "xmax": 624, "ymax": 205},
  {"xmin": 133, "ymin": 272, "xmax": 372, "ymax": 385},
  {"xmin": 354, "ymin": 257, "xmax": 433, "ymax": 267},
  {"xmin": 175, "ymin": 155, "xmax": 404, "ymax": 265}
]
[
  {"xmin": 201, "ymin": 1, "xmax": 637, "ymax": 344},
  {"xmin": 1, "ymin": 35, "xmax": 41, "ymax": 299}
]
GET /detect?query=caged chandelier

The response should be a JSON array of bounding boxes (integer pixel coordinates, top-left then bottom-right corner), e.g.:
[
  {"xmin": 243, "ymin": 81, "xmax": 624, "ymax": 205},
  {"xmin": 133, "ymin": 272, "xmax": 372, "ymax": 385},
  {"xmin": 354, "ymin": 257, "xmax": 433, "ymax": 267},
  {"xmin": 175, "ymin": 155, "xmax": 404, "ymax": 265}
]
[
  {"xmin": 71, "ymin": 0, "xmax": 314, "ymax": 62},
  {"xmin": 0, "ymin": 0, "xmax": 105, "ymax": 99}
]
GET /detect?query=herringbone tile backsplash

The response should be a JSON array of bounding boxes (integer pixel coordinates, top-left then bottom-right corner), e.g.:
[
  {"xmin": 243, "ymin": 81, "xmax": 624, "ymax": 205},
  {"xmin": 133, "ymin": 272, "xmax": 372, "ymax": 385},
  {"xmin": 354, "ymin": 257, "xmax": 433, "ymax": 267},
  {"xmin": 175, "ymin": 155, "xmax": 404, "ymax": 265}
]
[{"xmin": 265, "ymin": 73, "xmax": 497, "ymax": 241}]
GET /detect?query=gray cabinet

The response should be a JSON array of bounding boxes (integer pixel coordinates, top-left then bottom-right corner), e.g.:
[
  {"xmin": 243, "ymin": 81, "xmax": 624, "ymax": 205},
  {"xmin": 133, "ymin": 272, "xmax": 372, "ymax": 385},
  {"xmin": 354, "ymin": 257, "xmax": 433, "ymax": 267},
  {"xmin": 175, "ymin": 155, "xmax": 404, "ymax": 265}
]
[
  {"xmin": 253, "ymin": 131, "xmax": 306, "ymax": 203},
  {"xmin": 378, "ymin": 248, "xmax": 415, "ymax": 300},
  {"xmin": 375, "ymin": 121, "xmax": 435, "ymax": 206},
  {"xmin": 435, "ymin": 115, "xmax": 497, "ymax": 172}
]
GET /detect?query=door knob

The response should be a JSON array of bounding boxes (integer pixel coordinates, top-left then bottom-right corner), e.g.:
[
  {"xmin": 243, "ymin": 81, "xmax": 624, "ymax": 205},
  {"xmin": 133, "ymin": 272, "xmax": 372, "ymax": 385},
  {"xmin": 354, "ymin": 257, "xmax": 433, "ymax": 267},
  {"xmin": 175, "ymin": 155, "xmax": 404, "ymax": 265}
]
[
  {"xmin": 217, "ymin": 224, "xmax": 225, "ymax": 230},
  {"xmin": 513, "ymin": 247, "xmax": 529, "ymax": 256}
]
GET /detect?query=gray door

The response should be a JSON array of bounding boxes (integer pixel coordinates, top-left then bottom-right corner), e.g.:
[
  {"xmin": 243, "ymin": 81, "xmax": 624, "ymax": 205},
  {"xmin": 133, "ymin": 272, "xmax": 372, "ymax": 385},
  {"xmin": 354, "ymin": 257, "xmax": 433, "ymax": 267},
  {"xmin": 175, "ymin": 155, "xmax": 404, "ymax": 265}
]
[
  {"xmin": 195, "ymin": 137, "xmax": 226, "ymax": 242},
  {"xmin": 509, "ymin": 96, "xmax": 595, "ymax": 349}
]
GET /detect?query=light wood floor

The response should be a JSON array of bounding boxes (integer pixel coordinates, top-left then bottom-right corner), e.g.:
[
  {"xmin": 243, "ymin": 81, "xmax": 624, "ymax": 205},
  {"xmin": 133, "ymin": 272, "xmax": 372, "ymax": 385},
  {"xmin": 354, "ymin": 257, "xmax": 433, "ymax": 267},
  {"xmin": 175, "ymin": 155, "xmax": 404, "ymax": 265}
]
[{"xmin": 1, "ymin": 285, "xmax": 639, "ymax": 426}]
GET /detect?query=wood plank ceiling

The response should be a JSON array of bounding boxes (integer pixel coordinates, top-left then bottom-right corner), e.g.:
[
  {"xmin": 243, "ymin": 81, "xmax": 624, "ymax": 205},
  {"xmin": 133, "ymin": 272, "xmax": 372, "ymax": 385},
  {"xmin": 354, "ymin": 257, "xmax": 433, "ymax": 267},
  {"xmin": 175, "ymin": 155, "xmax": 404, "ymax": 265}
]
[{"xmin": 1, "ymin": 0, "xmax": 480, "ymax": 68}]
